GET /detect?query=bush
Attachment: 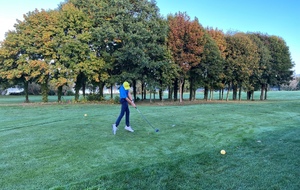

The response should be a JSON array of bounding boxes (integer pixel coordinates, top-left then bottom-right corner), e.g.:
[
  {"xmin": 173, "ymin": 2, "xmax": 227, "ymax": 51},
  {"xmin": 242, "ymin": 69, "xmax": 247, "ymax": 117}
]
[
  {"xmin": 135, "ymin": 96, "xmax": 141, "ymax": 102},
  {"xmin": 66, "ymin": 90, "xmax": 75, "ymax": 96},
  {"xmin": 48, "ymin": 90, "xmax": 56, "ymax": 96},
  {"xmin": 86, "ymin": 94, "xmax": 105, "ymax": 101},
  {"xmin": 114, "ymin": 96, "xmax": 120, "ymax": 104}
]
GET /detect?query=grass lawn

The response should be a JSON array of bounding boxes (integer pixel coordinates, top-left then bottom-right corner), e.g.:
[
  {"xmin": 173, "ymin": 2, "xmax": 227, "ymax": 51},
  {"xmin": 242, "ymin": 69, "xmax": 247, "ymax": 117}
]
[{"xmin": 0, "ymin": 91, "xmax": 299, "ymax": 189}]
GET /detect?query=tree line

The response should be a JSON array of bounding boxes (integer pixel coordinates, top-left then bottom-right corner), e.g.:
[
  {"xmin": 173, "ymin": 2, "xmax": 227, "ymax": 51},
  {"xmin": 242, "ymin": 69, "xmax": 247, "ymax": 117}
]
[{"xmin": 0, "ymin": 0, "xmax": 294, "ymax": 103}]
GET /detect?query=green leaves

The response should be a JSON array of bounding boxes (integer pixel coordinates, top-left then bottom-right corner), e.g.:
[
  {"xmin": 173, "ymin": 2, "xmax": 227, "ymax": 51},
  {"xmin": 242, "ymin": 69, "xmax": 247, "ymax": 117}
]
[{"xmin": 224, "ymin": 32, "xmax": 260, "ymax": 99}]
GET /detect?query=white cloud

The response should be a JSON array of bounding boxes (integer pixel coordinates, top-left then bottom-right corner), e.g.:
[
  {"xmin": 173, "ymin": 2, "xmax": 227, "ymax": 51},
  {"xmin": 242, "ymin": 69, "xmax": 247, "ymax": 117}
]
[
  {"xmin": 0, "ymin": 18, "xmax": 18, "ymax": 41},
  {"xmin": 0, "ymin": 17, "xmax": 17, "ymax": 41}
]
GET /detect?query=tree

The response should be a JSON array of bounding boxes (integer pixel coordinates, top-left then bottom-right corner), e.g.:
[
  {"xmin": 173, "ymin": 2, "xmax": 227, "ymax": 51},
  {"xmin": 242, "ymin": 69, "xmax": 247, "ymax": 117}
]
[
  {"xmin": 192, "ymin": 33, "xmax": 223, "ymax": 101},
  {"xmin": 56, "ymin": 2, "xmax": 97, "ymax": 101},
  {"xmin": 111, "ymin": 0, "xmax": 171, "ymax": 100},
  {"xmin": 0, "ymin": 29, "xmax": 33, "ymax": 102},
  {"xmin": 1, "ymin": 8, "xmax": 73, "ymax": 103},
  {"xmin": 69, "ymin": 0, "xmax": 122, "ymax": 98},
  {"xmin": 206, "ymin": 27, "xmax": 227, "ymax": 100},
  {"xmin": 247, "ymin": 33, "xmax": 272, "ymax": 100},
  {"xmin": 267, "ymin": 36, "xmax": 294, "ymax": 91},
  {"xmin": 42, "ymin": 8, "xmax": 74, "ymax": 102},
  {"xmin": 16, "ymin": 9, "xmax": 63, "ymax": 102},
  {"xmin": 167, "ymin": 12, "xmax": 205, "ymax": 102},
  {"xmin": 254, "ymin": 34, "xmax": 294, "ymax": 99},
  {"xmin": 224, "ymin": 32, "xmax": 259, "ymax": 101},
  {"xmin": 69, "ymin": 0, "xmax": 170, "ymax": 101}
]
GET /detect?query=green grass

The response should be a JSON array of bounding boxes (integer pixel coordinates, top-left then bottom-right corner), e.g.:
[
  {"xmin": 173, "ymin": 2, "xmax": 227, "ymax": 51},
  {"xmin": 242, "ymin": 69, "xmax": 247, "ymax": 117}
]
[{"xmin": 0, "ymin": 91, "xmax": 299, "ymax": 189}]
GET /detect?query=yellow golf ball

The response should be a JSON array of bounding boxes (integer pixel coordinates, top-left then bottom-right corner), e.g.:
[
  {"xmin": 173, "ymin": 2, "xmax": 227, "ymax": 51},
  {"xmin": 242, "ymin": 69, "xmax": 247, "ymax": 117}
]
[{"xmin": 220, "ymin": 150, "xmax": 226, "ymax": 154}]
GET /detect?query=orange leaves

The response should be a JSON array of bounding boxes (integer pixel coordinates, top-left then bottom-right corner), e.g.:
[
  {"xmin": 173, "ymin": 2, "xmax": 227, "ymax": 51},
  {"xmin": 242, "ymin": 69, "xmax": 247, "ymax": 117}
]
[
  {"xmin": 56, "ymin": 77, "xmax": 68, "ymax": 87},
  {"xmin": 206, "ymin": 27, "xmax": 226, "ymax": 58},
  {"xmin": 114, "ymin": 39, "xmax": 122, "ymax": 43},
  {"xmin": 6, "ymin": 73, "xmax": 14, "ymax": 80},
  {"xmin": 167, "ymin": 12, "xmax": 206, "ymax": 73},
  {"xmin": 27, "ymin": 60, "xmax": 50, "ymax": 82},
  {"xmin": 30, "ymin": 60, "xmax": 48, "ymax": 71}
]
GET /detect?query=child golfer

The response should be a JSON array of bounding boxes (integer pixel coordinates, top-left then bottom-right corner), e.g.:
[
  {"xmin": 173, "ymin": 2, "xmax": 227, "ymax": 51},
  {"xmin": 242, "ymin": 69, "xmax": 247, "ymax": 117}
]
[{"xmin": 112, "ymin": 81, "xmax": 136, "ymax": 135}]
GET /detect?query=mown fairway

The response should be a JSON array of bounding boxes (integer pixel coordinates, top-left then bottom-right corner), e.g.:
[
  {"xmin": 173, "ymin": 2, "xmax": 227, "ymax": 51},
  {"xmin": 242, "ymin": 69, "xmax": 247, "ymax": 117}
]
[{"xmin": 0, "ymin": 91, "xmax": 299, "ymax": 189}]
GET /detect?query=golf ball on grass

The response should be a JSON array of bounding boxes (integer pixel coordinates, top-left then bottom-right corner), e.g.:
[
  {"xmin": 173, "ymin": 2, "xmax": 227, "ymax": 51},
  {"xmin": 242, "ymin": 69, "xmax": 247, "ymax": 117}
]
[
  {"xmin": 84, "ymin": 114, "xmax": 87, "ymax": 117},
  {"xmin": 220, "ymin": 150, "xmax": 226, "ymax": 155}
]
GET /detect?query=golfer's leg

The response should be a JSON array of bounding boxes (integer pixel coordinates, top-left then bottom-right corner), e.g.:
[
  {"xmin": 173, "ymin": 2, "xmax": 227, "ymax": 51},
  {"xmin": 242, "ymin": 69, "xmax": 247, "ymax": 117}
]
[
  {"xmin": 125, "ymin": 105, "xmax": 130, "ymax": 126},
  {"xmin": 115, "ymin": 102, "xmax": 126, "ymax": 126}
]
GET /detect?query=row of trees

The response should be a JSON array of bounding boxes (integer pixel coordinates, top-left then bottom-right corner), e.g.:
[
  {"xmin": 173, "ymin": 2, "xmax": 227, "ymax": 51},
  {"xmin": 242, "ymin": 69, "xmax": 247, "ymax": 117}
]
[{"xmin": 0, "ymin": 0, "xmax": 294, "ymax": 103}]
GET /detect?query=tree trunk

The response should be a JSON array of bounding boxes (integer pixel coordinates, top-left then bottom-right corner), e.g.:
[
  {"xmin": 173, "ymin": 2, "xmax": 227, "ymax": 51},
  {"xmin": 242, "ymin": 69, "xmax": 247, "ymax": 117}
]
[
  {"xmin": 180, "ymin": 79, "xmax": 185, "ymax": 102},
  {"xmin": 168, "ymin": 85, "xmax": 173, "ymax": 100},
  {"xmin": 204, "ymin": 86, "xmax": 209, "ymax": 101},
  {"xmin": 24, "ymin": 80, "xmax": 30, "ymax": 103},
  {"xmin": 141, "ymin": 82, "xmax": 144, "ymax": 100},
  {"xmin": 159, "ymin": 89, "xmax": 163, "ymax": 101},
  {"xmin": 98, "ymin": 82, "xmax": 105, "ymax": 97},
  {"xmin": 159, "ymin": 80, "xmax": 163, "ymax": 101},
  {"xmin": 247, "ymin": 91, "xmax": 251, "ymax": 100},
  {"xmin": 142, "ymin": 83, "xmax": 147, "ymax": 100},
  {"xmin": 232, "ymin": 84, "xmax": 237, "ymax": 100},
  {"xmin": 209, "ymin": 89, "xmax": 214, "ymax": 101},
  {"xmin": 193, "ymin": 89, "xmax": 196, "ymax": 101},
  {"xmin": 82, "ymin": 82, "xmax": 86, "ymax": 97},
  {"xmin": 133, "ymin": 80, "xmax": 137, "ymax": 100},
  {"xmin": 110, "ymin": 85, "xmax": 113, "ymax": 99},
  {"xmin": 173, "ymin": 79, "xmax": 178, "ymax": 101},
  {"xmin": 189, "ymin": 77, "xmax": 193, "ymax": 101},
  {"xmin": 144, "ymin": 87, "xmax": 146, "ymax": 100},
  {"xmin": 260, "ymin": 84, "xmax": 265, "ymax": 100},
  {"xmin": 238, "ymin": 86, "xmax": 242, "ymax": 101},
  {"xmin": 226, "ymin": 83, "xmax": 231, "ymax": 101},
  {"xmin": 41, "ymin": 82, "xmax": 49, "ymax": 103},
  {"xmin": 74, "ymin": 83, "xmax": 81, "ymax": 102},
  {"xmin": 265, "ymin": 84, "xmax": 268, "ymax": 100},
  {"xmin": 57, "ymin": 86, "xmax": 63, "ymax": 102},
  {"xmin": 221, "ymin": 89, "xmax": 224, "ymax": 100},
  {"xmin": 179, "ymin": 77, "xmax": 184, "ymax": 103}
]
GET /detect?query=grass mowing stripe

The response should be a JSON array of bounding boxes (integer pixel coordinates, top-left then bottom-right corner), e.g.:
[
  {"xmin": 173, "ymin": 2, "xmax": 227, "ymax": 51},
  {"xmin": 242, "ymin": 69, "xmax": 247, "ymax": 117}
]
[{"xmin": 0, "ymin": 118, "xmax": 73, "ymax": 132}]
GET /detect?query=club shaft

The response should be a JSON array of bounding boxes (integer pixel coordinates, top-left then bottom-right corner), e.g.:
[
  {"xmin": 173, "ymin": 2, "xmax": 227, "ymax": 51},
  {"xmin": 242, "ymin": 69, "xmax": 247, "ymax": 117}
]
[{"xmin": 136, "ymin": 108, "xmax": 155, "ymax": 129}]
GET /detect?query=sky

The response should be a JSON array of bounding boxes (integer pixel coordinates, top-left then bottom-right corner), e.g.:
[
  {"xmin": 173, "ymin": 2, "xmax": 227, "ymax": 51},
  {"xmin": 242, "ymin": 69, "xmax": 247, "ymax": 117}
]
[{"xmin": 0, "ymin": 0, "xmax": 299, "ymax": 74}]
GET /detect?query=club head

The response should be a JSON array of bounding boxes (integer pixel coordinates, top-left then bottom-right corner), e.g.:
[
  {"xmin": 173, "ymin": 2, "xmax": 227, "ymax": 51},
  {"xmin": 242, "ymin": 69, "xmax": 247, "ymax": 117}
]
[{"xmin": 155, "ymin": 129, "xmax": 159, "ymax": 132}]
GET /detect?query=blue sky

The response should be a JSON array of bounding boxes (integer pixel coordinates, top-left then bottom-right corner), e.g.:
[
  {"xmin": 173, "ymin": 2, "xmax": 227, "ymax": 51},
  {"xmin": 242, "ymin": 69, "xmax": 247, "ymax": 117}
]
[
  {"xmin": 0, "ymin": 0, "xmax": 299, "ymax": 74},
  {"xmin": 156, "ymin": 0, "xmax": 300, "ymax": 74}
]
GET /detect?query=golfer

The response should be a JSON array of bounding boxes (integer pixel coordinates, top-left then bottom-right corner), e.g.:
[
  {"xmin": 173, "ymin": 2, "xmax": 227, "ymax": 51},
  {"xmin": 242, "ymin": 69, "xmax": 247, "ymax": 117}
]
[{"xmin": 112, "ymin": 81, "xmax": 136, "ymax": 135}]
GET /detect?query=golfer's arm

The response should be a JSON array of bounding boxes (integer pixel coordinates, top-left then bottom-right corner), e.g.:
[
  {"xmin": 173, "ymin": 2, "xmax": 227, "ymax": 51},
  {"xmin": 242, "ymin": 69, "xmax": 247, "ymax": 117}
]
[
  {"xmin": 126, "ymin": 92, "xmax": 133, "ymax": 102},
  {"xmin": 125, "ymin": 97, "xmax": 132, "ymax": 103}
]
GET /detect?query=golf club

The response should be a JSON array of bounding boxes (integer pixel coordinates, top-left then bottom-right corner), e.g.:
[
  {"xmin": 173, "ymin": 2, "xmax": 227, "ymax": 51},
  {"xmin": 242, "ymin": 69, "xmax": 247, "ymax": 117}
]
[{"xmin": 135, "ymin": 107, "xmax": 159, "ymax": 132}]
